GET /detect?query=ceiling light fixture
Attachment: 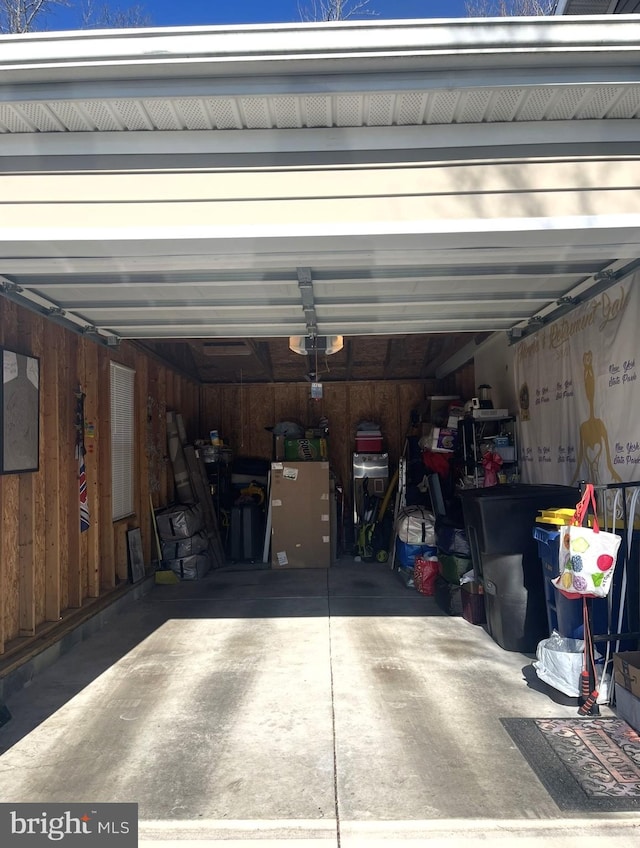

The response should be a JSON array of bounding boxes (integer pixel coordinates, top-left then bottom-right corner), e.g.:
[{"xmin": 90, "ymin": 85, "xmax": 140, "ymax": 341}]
[{"xmin": 288, "ymin": 335, "xmax": 344, "ymax": 356}]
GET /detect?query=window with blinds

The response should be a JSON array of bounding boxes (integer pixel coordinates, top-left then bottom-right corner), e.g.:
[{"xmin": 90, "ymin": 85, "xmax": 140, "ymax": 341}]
[{"xmin": 110, "ymin": 362, "xmax": 135, "ymax": 521}]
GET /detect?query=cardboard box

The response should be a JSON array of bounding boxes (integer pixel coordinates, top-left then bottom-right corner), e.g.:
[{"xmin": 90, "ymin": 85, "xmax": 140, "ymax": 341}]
[
  {"xmin": 283, "ymin": 437, "xmax": 328, "ymax": 462},
  {"xmin": 270, "ymin": 461, "xmax": 331, "ymax": 569},
  {"xmin": 614, "ymin": 683, "xmax": 640, "ymax": 733},
  {"xmin": 430, "ymin": 427, "xmax": 457, "ymax": 452},
  {"xmin": 273, "ymin": 434, "xmax": 285, "ymax": 461},
  {"xmin": 614, "ymin": 651, "xmax": 640, "ymax": 699}
]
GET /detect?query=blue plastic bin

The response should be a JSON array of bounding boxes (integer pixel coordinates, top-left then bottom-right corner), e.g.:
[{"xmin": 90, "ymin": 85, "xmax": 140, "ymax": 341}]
[{"xmin": 534, "ymin": 524, "xmax": 608, "ymax": 640}]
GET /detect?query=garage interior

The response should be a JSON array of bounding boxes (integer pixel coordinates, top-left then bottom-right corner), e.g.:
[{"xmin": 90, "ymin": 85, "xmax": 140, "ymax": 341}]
[{"xmin": 1, "ymin": 16, "xmax": 640, "ymax": 841}]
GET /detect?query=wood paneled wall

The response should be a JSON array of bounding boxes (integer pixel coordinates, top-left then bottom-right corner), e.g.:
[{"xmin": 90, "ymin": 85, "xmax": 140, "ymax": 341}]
[
  {"xmin": 0, "ymin": 300, "xmax": 198, "ymax": 657},
  {"xmin": 200, "ymin": 379, "xmax": 449, "ymax": 510},
  {"xmin": 0, "ymin": 296, "xmax": 474, "ymax": 661}
]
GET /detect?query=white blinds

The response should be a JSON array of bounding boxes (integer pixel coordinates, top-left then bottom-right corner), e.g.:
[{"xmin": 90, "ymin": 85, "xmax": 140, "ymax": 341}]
[{"xmin": 110, "ymin": 362, "xmax": 135, "ymax": 521}]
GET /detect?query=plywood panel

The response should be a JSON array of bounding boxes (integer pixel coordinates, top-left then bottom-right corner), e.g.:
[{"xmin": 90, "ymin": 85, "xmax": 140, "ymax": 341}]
[
  {"xmin": 29, "ymin": 314, "xmax": 47, "ymax": 625},
  {"xmin": 172, "ymin": 371, "xmax": 182, "ymax": 414},
  {"xmin": 135, "ymin": 350, "xmax": 151, "ymax": 565},
  {"xmin": 0, "ymin": 302, "xmax": 4, "ymax": 651},
  {"xmin": 2, "ymin": 475, "xmax": 20, "ymax": 642},
  {"xmin": 0, "ymin": 301, "xmax": 18, "ymax": 644},
  {"xmin": 200, "ymin": 384, "xmax": 224, "ymax": 438},
  {"xmin": 165, "ymin": 368, "xmax": 176, "ymax": 414},
  {"xmin": 157, "ymin": 367, "xmax": 169, "ymax": 504},
  {"xmin": 18, "ymin": 473, "xmax": 35, "ymax": 636},
  {"xmin": 146, "ymin": 362, "xmax": 164, "ymax": 508},
  {"xmin": 43, "ymin": 321, "xmax": 61, "ymax": 622},
  {"xmin": 77, "ymin": 338, "xmax": 89, "ymax": 603},
  {"xmin": 273, "ymin": 383, "xmax": 303, "ymax": 426},
  {"xmin": 66, "ymin": 334, "xmax": 82, "ymax": 609},
  {"xmin": 98, "ymin": 347, "xmax": 115, "ymax": 591},
  {"xmin": 397, "ymin": 382, "xmax": 428, "ymax": 438},
  {"xmin": 114, "ymin": 520, "xmax": 129, "ymax": 583},
  {"xmin": 456, "ymin": 363, "xmax": 476, "ymax": 401},
  {"xmin": 245, "ymin": 384, "xmax": 273, "ymax": 459},
  {"xmin": 347, "ymin": 383, "xmax": 377, "ymax": 440},
  {"xmin": 220, "ymin": 385, "xmax": 241, "ymax": 454},
  {"xmin": 321, "ymin": 383, "xmax": 349, "ymax": 492},
  {"xmin": 0, "ymin": 473, "xmax": 3, "ymax": 652},
  {"xmin": 199, "ymin": 380, "xmax": 439, "ymax": 537},
  {"xmin": 83, "ymin": 339, "xmax": 100, "ymax": 598},
  {"xmin": 373, "ymin": 382, "xmax": 401, "ymax": 466}
]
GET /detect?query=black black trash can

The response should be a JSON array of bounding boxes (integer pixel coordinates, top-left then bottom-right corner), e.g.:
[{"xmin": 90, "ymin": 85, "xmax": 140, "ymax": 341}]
[{"xmin": 459, "ymin": 485, "xmax": 579, "ymax": 653}]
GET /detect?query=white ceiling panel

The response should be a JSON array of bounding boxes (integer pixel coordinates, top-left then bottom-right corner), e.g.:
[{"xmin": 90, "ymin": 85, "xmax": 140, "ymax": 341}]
[{"xmin": 0, "ymin": 17, "xmax": 639, "ymax": 353}]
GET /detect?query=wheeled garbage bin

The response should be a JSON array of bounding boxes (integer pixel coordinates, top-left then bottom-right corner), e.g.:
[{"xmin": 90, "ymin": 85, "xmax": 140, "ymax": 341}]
[{"xmin": 460, "ymin": 484, "xmax": 579, "ymax": 652}]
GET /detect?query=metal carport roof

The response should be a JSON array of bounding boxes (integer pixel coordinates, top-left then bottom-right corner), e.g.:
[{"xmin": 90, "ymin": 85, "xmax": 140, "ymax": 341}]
[{"xmin": 0, "ymin": 15, "xmax": 639, "ymax": 366}]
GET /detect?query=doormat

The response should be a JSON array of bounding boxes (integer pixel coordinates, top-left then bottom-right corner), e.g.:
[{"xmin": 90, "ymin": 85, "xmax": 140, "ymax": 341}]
[{"xmin": 501, "ymin": 717, "xmax": 640, "ymax": 812}]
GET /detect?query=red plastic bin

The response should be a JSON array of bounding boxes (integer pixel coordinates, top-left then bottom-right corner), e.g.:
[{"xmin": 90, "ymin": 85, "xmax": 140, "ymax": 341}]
[{"xmin": 355, "ymin": 435, "xmax": 383, "ymax": 452}]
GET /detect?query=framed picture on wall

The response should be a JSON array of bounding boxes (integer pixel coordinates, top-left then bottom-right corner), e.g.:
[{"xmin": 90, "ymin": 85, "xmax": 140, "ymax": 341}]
[
  {"xmin": 127, "ymin": 528, "xmax": 146, "ymax": 584},
  {"xmin": 1, "ymin": 349, "xmax": 40, "ymax": 474}
]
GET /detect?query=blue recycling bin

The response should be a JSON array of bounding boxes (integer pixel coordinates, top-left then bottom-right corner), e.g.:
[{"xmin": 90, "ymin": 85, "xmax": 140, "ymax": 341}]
[
  {"xmin": 533, "ymin": 524, "xmax": 606, "ymax": 639},
  {"xmin": 534, "ymin": 522, "xmax": 637, "ymax": 648}
]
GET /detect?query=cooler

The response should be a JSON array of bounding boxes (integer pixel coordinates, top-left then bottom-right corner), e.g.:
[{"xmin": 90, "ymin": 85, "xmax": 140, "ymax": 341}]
[{"xmin": 355, "ymin": 434, "xmax": 383, "ymax": 452}]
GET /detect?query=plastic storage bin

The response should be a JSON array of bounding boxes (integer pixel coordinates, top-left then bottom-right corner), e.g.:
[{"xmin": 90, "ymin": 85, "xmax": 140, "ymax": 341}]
[
  {"xmin": 460, "ymin": 484, "xmax": 579, "ymax": 653},
  {"xmin": 534, "ymin": 523, "xmax": 606, "ymax": 639},
  {"xmin": 461, "ymin": 581, "xmax": 485, "ymax": 625},
  {"xmin": 355, "ymin": 435, "xmax": 383, "ymax": 452},
  {"xmin": 534, "ymin": 520, "xmax": 638, "ymax": 649}
]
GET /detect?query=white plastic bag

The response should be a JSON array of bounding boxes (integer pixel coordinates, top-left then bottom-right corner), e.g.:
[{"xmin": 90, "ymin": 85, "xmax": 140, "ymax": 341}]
[{"xmin": 533, "ymin": 631, "xmax": 585, "ymax": 697}]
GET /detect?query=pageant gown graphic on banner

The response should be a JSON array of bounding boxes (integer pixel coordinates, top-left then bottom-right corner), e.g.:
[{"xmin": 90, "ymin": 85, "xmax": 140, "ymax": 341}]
[
  {"xmin": 514, "ymin": 277, "xmax": 639, "ymax": 486},
  {"xmin": 572, "ymin": 350, "xmax": 621, "ymax": 486}
]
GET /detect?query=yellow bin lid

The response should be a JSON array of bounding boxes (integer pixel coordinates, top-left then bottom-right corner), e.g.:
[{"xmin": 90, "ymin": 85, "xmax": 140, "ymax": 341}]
[{"xmin": 537, "ymin": 508, "xmax": 593, "ymax": 527}]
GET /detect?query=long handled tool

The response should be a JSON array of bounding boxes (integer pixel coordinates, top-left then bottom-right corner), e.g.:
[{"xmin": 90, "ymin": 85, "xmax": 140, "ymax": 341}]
[
  {"xmin": 368, "ymin": 469, "xmax": 399, "ymax": 563},
  {"xmin": 578, "ymin": 596, "xmax": 599, "ymax": 716}
]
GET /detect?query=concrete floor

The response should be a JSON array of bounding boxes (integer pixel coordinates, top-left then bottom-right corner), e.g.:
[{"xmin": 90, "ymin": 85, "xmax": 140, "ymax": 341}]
[{"xmin": 0, "ymin": 561, "xmax": 639, "ymax": 846}]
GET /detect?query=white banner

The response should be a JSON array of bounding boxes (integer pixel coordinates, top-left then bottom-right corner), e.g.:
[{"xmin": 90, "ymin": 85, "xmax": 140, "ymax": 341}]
[{"xmin": 513, "ymin": 276, "xmax": 639, "ymax": 486}]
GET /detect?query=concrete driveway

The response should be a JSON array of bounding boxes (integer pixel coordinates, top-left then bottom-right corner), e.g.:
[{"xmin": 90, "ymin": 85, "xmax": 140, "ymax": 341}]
[{"xmin": 0, "ymin": 562, "xmax": 638, "ymax": 846}]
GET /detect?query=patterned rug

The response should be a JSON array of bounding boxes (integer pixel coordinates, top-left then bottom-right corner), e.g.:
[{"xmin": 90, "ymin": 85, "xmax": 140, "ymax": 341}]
[{"xmin": 501, "ymin": 717, "xmax": 640, "ymax": 812}]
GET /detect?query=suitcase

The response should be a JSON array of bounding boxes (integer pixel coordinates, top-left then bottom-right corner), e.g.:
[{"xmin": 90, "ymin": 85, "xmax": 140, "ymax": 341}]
[{"xmin": 229, "ymin": 503, "xmax": 264, "ymax": 562}]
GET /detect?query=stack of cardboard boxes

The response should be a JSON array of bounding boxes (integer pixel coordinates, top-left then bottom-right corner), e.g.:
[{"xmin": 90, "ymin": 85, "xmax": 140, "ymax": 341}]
[{"xmin": 613, "ymin": 652, "xmax": 640, "ymax": 729}]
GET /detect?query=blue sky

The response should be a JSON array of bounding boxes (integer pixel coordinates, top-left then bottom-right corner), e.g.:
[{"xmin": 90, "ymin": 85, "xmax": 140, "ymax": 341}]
[{"xmin": 49, "ymin": 1, "xmax": 472, "ymax": 32}]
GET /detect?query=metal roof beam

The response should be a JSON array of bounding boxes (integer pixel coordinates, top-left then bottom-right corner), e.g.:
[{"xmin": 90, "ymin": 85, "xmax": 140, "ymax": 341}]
[
  {"xmin": 2, "ymin": 121, "xmax": 639, "ymax": 159},
  {"xmin": 296, "ymin": 266, "xmax": 317, "ymax": 338}
]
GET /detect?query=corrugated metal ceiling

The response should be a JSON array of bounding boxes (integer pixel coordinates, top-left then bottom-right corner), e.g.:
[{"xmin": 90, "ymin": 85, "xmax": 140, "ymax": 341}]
[{"xmin": 0, "ymin": 17, "xmax": 639, "ymax": 382}]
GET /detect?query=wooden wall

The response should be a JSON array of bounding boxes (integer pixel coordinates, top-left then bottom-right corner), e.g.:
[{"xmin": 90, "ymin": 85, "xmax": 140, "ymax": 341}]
[
  {"xmin": 0, "ymin": 293, "xmax": 474, "ymax": 661},
  {"xmin": 0, "ymin": 300, "xmax": 198, "ymax": 658},
  {"xmin": 200, "ymin": 371, "xmax": 475, "ymax": 519}
]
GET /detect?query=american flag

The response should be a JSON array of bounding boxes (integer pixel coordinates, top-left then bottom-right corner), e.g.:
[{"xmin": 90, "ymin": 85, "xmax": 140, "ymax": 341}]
[{"xmin": 79, "ymin": 455, "xmax": 90, "ymax": 533}]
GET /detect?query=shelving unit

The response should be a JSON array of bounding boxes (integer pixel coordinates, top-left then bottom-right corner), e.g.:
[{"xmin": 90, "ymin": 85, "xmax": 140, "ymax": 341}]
[{"xmin": 460, "ymin": 414, "xmax": 518, "ymax": 487}]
